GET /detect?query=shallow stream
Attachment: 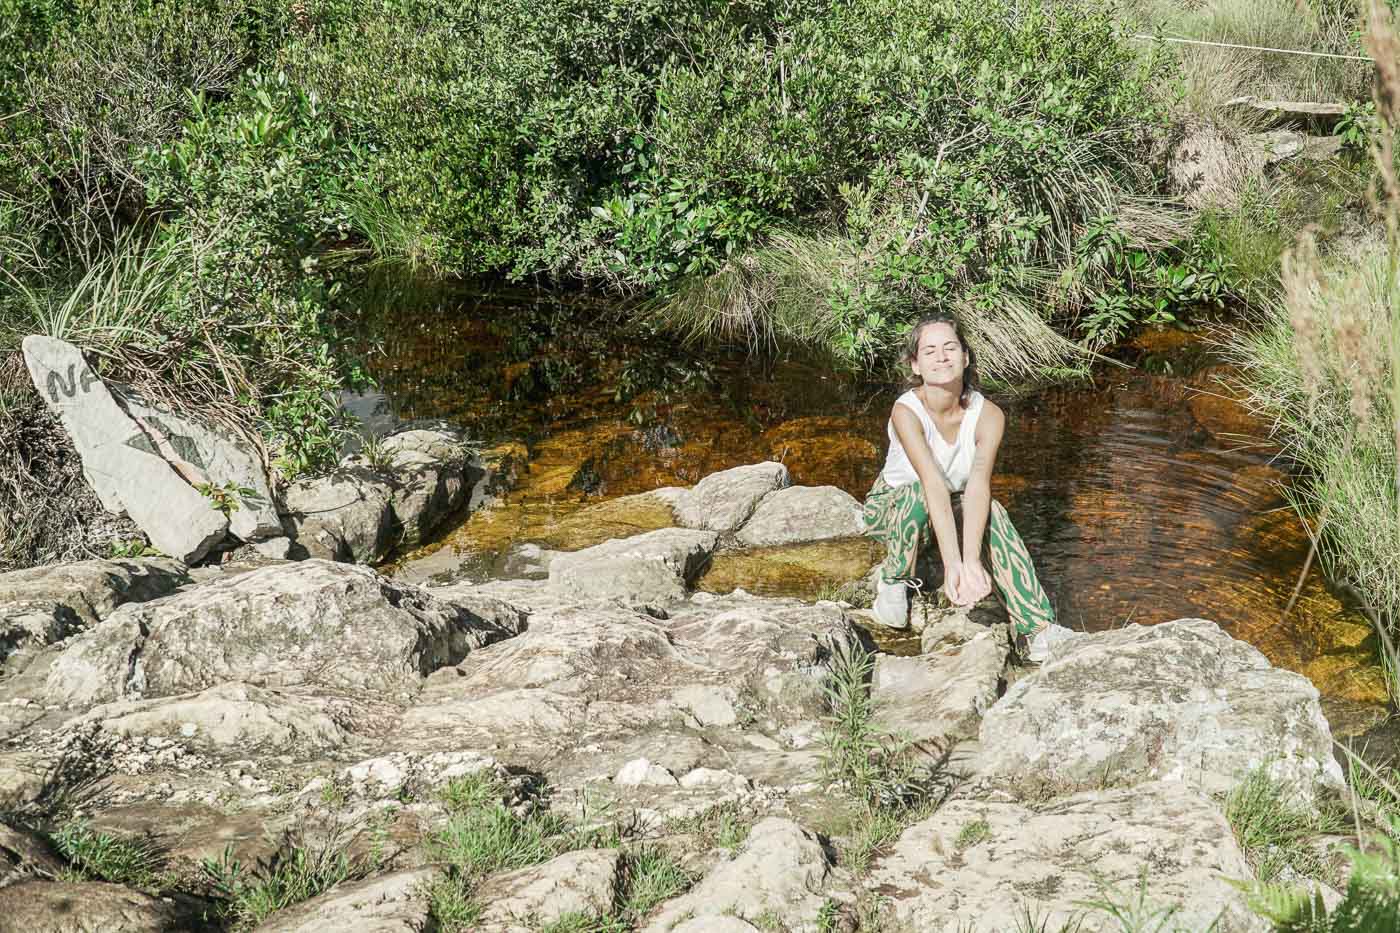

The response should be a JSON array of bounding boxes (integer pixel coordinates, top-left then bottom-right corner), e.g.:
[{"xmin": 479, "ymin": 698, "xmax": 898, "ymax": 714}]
[{"xmin": 349, "ymin": 287, "xmax": 1389, "ymax": 734}]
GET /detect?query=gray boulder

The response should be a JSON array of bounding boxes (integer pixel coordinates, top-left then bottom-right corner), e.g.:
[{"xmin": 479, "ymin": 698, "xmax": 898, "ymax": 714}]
[
  {"xmin": 282, "ymin": 467, "xmax": 395, "ymax": 563},
  {"xmin": 22, "ymin": 336, "xmax": 228, "ymax": 562},
  {"xmin": 867, "ymin": 780, "xmax": 1265, "ymax": 932},
  {"xmin": 0, "ymin": 558, "xmax": 188, "ymax": 672},
  {"xmin": 38, "ymin": 560, "xmax": 524, "ymax": 708},
  {"xmin": 475, "ymin": 849, "xmax": 621, "ymax": 931},
  {"xmin": 642, "ymin": 817, "xmax": 833, "ymax": 932},
  {"xmin": 365, "ymin": 426, "xmax": 473, "ymax": 548},
  {"xmin": 976, "ymin": 618, "xmax": 1344, "ymax": 801},
  {"xmin": 548, "ymin": 528, "xmax": 718, "ymax": 607},
  {"xmin": 734, "ymin": 485, "xmax": 863, "ymax": 547},
  {"xmin": 285, "ymin": 427, "xmax": 477, "ymax": 563},
  {"xmin": 674, "ymin": 462, "xmax": 789, "ymax": 533}
]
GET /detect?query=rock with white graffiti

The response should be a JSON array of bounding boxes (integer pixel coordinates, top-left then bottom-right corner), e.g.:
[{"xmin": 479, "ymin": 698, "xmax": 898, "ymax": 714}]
[{"xmin": 21, "ymin": 335, "xmax": 228, "ymax": 563}]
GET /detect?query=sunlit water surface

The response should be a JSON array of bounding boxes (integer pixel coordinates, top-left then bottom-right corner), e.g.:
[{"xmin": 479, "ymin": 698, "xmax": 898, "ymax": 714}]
[{"xmin": 349, "ymin": 288, "xmax": 1388, "ymax": 734}]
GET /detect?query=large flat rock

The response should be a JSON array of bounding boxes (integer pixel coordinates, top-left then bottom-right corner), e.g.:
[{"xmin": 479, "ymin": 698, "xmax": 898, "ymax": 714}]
[
  {"xmin": 115, "ymin": 386, "xmax": 281, "ymax": 543},
  {"xmin": 976, "ymin": 618, "xmax": 1344, "ymax": 801},
  {"xmin": 867, "ymin": 780, "xmax": 1266, "ymax": 932},
  {"xmin": 35, "ymin": 560, "xmax": 524, "ymax": 708},
  {"xmin": 22, "ymin": 336, "xmax": 228, "ymax": 562}
]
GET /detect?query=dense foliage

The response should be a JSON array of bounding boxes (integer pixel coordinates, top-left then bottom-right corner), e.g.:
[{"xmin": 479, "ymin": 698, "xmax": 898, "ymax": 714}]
[{"xmin": 0, "ymin": 0, "xmax": 1207, "ymax": 503}]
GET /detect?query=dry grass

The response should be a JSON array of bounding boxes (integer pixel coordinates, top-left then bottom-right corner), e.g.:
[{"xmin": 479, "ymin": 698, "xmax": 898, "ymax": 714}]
[{"xmin": 1127, "ymin": 0, "xmax": 1372, "ymax": 120}]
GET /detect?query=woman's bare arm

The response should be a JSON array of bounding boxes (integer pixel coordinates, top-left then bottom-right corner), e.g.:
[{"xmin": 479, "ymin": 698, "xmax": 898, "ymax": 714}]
[{"xmin": 961, "ymin": 401, "xmax": 1004, "ymax": 565}]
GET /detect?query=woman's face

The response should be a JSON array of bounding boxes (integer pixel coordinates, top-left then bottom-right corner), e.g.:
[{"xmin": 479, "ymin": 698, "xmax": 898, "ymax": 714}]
[{"xmin": 910, "ymin": 321, "xmax": 968, "ymax": 388}]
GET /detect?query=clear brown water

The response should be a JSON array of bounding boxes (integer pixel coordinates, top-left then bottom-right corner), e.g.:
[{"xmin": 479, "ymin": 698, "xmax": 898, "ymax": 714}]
[{"xmin": 350, "ymin": 286, "xmax": 1388, "ymax": 729}]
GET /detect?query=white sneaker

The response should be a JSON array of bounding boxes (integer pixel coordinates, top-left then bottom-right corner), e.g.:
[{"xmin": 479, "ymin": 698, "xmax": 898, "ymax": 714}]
[
  {"xmin": 872, "ymin": 578, "xmax": 911, "ymax": 629},
  {"xmin": 1026, "ymin": 624, "xmax": 1077, "ymax": 663}
]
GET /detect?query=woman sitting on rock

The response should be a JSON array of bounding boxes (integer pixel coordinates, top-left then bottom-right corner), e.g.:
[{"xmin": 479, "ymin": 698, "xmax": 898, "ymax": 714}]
[{"xmin": 862, "ymin": 312, "xmax": 1074, "ymax": 661}]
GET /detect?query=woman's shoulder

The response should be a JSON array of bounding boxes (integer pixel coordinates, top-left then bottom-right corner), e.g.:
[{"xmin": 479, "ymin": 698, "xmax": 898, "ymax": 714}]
[
  {"xmin": 973, "ymin": 395, "xmax": 1005, "ymax": 436},
  {"xmin": 890, "ymin": 389, "xmax": 923, "ymax": 417}
]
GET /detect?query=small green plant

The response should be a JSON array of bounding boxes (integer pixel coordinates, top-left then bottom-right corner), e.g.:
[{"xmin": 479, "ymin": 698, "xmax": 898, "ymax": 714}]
[
  {"xmin": 107, "ymin": 537, "xmax": 155, "ymax": 559},
  {"xmin": 667, "ymin": 800, "xmax": 753, "ymax": 853},
  {"xmin": 1225, "ymin": 766, "xmax": 1343, "ymax": 884},
  {"xmin": 618, "ymin": 846, "xmax": 696, "ymax": 919},
  {"xmin": 424, "ymin": 876, "xmax": 483, "ymax": 932},
  {"xmin": 954, "ymin": 818, "xmax": 992, "ymax": 851},
  {"xmin": 195, "ymin": 480, "xmax": 256, "ymax": 518},
  {"xmin": 201, "ymin": 835, "xmax": 364, "ymax": 930},
  {"xmin": 50, "ymin": 820, "xmax": 162, "ymax": 887},
  {"xmin": 437, "ymin": 770, "xmax": 504, "ymax": 815},
  {"xmin": 357, "ymin": 432, "xmax": 400, "ymax": 473}
]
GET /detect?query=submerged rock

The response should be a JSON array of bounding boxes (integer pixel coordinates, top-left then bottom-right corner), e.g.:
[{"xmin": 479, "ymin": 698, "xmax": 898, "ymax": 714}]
[
  {"xmin": 976, "ymin": 618, "xmax": 1344, "ymax": 801},
  {"xmin": 867, "ymin": 780, "xmax": 1265, "ymax": 932}
]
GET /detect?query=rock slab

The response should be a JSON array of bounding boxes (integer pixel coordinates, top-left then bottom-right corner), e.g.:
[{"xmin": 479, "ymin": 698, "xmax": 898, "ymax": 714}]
[
  {"xmin": 0, "ymin": 557, "xmax": 188, "ymax": 671},
  {"xmin": 22, "ymin": 336, "xmax": 228, "ymax": 562},
  {"xmin": 868, "ymin": 780, "xmax": 1266, "ymax": 932},
  {"xmin": 38, "ymin": 560, "xmax": 524, "ymax": 708},
  {"xmin": 977, "ymin": 618, "xmax": 1344, "ymax": 800}
]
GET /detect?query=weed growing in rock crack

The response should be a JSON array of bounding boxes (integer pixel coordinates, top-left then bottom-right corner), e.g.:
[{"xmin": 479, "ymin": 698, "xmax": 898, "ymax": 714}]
[
  {"xmin": 954, "ymin": 818, "xmax": 992, "ymax": 851},
  {"xmin": 201, "ymin": 837, "xmax": 365, "ymax": 931},
  {"xmin": 820, "ymin": 641, "xmax": 947, "ymax": 874},
  {"xmin": 617, "ymin": 845, "xmax": 695, "ymax": 918},
  {"xmin": 50, "ymin": 820, "xmax": 163, "ymax": 887},
  {"xmin": 666, "ymin": 800, "xmax": 754, "ymax": 854},
  {"xmin": 425, "ymin": 768, "xmax": 576, "ymax": 930},
  {"xmin": 356, "ymin": 432, "xmax": 401, "ymax": 474},
  {"xmin": 437, "ymin": 770, "xmax": 505, "ymax": 813},
  {"xmin": 1225, "ymin": 765, "xmax": 1345, "ymax": 884}
]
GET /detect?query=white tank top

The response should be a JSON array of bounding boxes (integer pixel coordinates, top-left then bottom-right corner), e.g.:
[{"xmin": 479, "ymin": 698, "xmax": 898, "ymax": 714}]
[{"xmin": 880, "ymin": 389, "xmax": 985, "ymax": 492}]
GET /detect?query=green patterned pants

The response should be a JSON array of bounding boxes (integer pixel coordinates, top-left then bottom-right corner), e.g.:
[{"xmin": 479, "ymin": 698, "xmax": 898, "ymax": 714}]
[{"xmin": 862, "ymin": 476, "xmax": 1054, "ymax": 636}]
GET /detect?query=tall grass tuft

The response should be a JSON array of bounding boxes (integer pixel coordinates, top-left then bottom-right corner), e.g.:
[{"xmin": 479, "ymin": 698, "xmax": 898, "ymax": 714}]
[{"xmin": 1225, "ymin": 0, "xmax": 1400, "ymax": 658}]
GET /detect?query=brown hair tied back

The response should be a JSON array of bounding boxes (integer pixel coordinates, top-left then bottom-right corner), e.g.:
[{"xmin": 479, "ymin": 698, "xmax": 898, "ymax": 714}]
[{"xmin": 904, "ymin": 312, "xmax": 980, "ymax": 408}]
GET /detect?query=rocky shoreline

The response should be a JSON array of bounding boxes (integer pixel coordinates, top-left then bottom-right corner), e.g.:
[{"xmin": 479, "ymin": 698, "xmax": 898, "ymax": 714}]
[{"xmin": 0, "ymin": 455, "xmax": 1361, "ymax": 931}]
